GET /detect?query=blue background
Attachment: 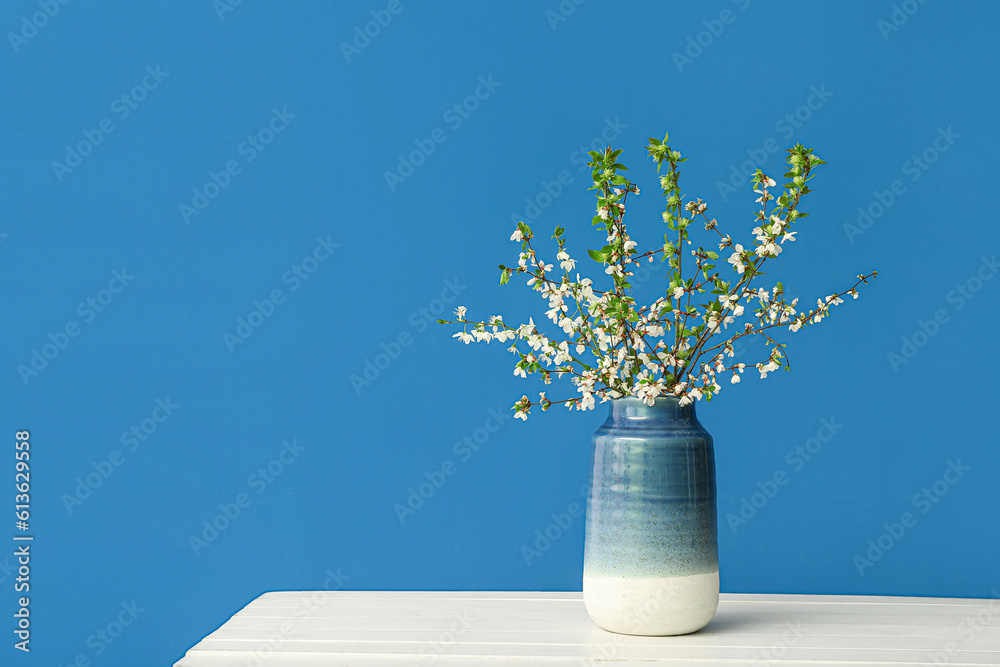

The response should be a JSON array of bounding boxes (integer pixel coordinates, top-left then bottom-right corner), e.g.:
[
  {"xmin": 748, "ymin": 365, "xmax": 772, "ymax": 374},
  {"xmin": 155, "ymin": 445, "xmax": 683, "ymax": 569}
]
[{"xmin": 1, "ymin": 1, "xmax": 998, "ymax": 664}]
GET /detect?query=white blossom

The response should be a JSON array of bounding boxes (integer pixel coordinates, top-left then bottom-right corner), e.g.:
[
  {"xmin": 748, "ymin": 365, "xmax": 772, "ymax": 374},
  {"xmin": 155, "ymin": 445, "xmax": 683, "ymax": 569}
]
[
  {"xmin": 756, "ymin": 240, "xmax": 781, "ymax": 257},
  {"xmin": 556, "ymin": 250, "xmax": 576, "ymax": 272},
  {"xmin": 757, "ymin": 360, "xmax": 780, "ymax": 379},
  {"xmin": 728, "ymin": 244, "xmax": 746, "ymax": 274}
]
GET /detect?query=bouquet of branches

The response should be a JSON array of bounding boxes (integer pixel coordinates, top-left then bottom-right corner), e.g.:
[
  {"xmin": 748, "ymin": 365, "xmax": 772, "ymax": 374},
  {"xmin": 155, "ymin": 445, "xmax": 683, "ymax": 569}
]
[{"xmin": 440, "ymin": 133, "xmax": 877, "ymax": 419}]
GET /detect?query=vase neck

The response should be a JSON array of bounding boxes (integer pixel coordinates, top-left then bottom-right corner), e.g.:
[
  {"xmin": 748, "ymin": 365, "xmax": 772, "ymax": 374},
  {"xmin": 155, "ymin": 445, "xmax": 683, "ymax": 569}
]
[{"xmin": 609, "ymin": 396, "xmax": 698, "ymax": 427}]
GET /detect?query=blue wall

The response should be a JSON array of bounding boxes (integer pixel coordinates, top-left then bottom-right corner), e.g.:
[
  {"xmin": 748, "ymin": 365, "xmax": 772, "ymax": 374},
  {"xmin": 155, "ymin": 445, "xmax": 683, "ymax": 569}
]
[{"xmin": 1, "ymin": 1, "xmax": 997, "ymax": 664}]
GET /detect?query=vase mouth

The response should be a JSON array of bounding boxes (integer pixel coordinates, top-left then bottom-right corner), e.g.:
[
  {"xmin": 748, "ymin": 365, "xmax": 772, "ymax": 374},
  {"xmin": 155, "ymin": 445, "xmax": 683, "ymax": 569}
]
[
  {"xmin": 607, "ymin": 394, "xmax": 698, "ymax": 423},
  {"xmin": 611, "ymin": 395, "xmax": 682, "ymax": 404}
]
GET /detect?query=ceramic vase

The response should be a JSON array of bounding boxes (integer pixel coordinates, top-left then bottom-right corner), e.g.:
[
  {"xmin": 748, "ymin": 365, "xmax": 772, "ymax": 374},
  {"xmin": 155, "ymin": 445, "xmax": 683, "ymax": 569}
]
[{"xmin": 583, "ymin": 396, "xmax": 719, "ymax": 635}]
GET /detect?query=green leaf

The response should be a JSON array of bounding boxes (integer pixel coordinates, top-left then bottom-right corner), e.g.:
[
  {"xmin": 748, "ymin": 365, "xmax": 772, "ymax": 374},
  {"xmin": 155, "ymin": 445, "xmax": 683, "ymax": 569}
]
[
  {"xmin": 587, "ymin": 248, "xmax": 606, "ymax": 262},
  {"xmin": 706, "ymin": 251, "xmax": 719, "ymax": 260}
]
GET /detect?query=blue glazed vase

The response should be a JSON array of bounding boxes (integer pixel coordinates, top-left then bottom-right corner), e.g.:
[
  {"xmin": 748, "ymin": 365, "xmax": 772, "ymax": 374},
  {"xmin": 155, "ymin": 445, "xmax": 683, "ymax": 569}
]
[{"xmin": 582, "ymin": 396, "xmax": 719, "ymax": 635}]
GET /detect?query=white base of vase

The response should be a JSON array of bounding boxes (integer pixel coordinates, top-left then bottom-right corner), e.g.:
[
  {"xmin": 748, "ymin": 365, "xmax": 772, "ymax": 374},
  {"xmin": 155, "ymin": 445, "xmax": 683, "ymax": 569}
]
[{"xmin": 583, "ymin": 571, "xmax": 720, "ymax": 636}]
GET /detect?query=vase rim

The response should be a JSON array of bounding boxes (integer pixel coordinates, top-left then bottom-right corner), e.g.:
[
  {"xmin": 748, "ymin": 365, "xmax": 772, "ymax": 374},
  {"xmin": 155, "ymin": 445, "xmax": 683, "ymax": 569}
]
[{"xmin": 610, "ymin": 395, "xmax": 682, "ymax": 403}]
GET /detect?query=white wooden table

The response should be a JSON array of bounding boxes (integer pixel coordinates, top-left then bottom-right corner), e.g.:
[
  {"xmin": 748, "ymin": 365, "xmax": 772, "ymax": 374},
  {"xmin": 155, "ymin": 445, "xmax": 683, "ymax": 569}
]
[{"xmin": 174, "ymin": 591, "xmax": 1000, "ymax": 665}]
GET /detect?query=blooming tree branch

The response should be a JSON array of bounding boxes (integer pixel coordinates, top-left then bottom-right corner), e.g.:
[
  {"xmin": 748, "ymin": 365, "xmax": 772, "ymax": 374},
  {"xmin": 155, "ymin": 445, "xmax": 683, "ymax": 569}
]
[{"xmin": 439, "ymin": 134, "xmax": 878, "ymax": 419}]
